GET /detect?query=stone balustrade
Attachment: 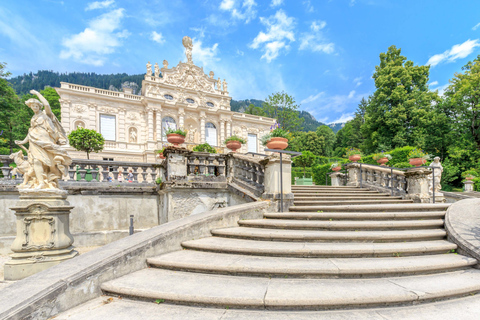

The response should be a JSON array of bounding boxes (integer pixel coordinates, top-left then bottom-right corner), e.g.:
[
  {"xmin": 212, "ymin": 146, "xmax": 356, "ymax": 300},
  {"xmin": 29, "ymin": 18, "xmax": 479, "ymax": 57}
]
[
  {"xmin": 0, "ymin": 155, "xmax": 159, "ymax": 184},
  {"xmin": 229, "ymin": 153, "xmax": 266, "ymax": 197}
]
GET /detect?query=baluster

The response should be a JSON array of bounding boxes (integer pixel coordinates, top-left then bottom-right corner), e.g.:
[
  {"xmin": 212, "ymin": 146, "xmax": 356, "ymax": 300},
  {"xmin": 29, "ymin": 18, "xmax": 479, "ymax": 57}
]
[
  {"xmin": 207, "ymin": 156, "xmax": 215, "ymax": 175},
  {"xmin": 78, "ymin": 164, "xmax": 87, "ymax": 181},
  {"xmin": 187, "ymin": 155, "xmax": 197, "ymax": 175},
  {"xmin": 90, "ymin": 164, "xmax": 99, "ymax": 181},
  {"xmin": 112, "ymin": 165, "xmax": 120, "ymax": 182},
  {"xmin": 101, "ymin": 165, "xmax": 110, "ymax": 182},
  {"xmin": 68, "ymin": 164, "xmax": 76, "ymax": 181},
  {"xmin": 198, "ymin": 156, "xmax": 206, "ymax": 175},
  {"xmin": 217, "ymin": 156, "xmax": 226, "ymax": 176},
  {"xmin": 141, "ymin": 166, "xmax": 149, "ymax": 183},
  {"xmin": 131, "ymin": 166, "xmax": 139, "ymax": 182},
  {"xmin": 149, "ymin": 166, "xmax": 158, "ymax": 182},
  {"xmin": 1, "ymin": 159, "xmax": 12, "ymax": 179},
  {"xmin": 248, "ymin": 163, "xmax": 257, "ymax": 186}
]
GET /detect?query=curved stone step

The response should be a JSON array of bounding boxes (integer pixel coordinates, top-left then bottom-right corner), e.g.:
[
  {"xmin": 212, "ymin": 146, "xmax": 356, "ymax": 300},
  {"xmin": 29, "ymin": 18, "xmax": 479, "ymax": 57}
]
[
  {"xmin": 147, "ymin": 250, "xmax": 476, "ymax": 278},
  {"xmin": 101, "ymin": 268, "xmax": 480, "ymax": 310},
  {"xmin": 264, "ymin": 211, "xmax": 447, "ymax": 220},
  {"xmin": 181, "ymin": 237, "xmax": 456, "ymax": 257},
  {"xmin": 289, "ymin": 203, "xmax": 450, "ymax": 212},
  {"xmin": 211, "ymin": 227, "xmax": 447, "ymax": 242},
  {"xmin": 238, "ymin": 219, "xmax": 444, "ymax": 230},
  {"xmin": 293, "ymin": 200, "xmax": 414, "ymax": 206}
]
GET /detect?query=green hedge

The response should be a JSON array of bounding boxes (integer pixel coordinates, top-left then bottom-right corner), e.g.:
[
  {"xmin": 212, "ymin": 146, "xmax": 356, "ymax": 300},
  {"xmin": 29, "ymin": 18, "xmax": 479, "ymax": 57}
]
[
  {"xmin": 292, "ymin": 167, "xmax": 312, "ymax": 184},
  {"xmin": 317, "ymin": 156, "xmax": 346, "ymax": 165},
  {"xmin": 312, "ymin": 159, "xmax": 349, "ymax": 185},
  {"xmin": 357, "ymin": 146, "xmax": 417, "ymax": 168}
]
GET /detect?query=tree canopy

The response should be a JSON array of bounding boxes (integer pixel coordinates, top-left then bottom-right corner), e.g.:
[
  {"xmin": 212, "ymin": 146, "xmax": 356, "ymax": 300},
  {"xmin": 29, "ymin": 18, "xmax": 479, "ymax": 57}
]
[
  {"xmin": 68, "ymin": 127, "xmax": 105, "ymax": 159},
  {"xmin": 262, "ymin": 91, "xmax": 304, "ymax": 132}
]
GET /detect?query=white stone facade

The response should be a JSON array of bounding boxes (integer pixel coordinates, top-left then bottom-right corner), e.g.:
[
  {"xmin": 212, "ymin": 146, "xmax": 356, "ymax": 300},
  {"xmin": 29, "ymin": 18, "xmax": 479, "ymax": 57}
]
[{"xmin": 56, "ymin": 36, "xmax": 275, "ymax": 162}]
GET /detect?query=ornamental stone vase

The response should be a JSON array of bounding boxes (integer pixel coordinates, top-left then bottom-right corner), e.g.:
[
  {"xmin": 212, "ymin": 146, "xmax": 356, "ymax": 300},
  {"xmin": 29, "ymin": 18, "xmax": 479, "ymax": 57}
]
[
  {"xmin": 167, "ymin": 134, "xmax": 185, "ymax": 147},
  {"xmin": 332, "ymin": 166, "xmax": 342, "ymax": 172},
  {"xmin": 409, "ymin": 158, "xmax": 426, "ymax": 167},
  {"xmin": 349, "ymin": 155, "xmax": 361, "ymax": 162},
  {"xmin": 377, "ymin": 157, "xmax": 389, "ymax": 166},
  {"xmin": 226, "ymin": 140, "xmax": 242, "ymax": 152},
  {"xmin": 266, "ymin": 137, "xmax": 288, "ymax": 150}
]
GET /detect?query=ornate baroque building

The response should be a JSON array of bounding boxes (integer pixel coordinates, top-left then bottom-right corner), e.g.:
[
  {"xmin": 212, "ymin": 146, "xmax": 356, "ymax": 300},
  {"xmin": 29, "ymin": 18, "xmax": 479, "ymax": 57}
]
[{"xmin": 56, "ymin": 36, "xmax": 275, "ymax": 162}]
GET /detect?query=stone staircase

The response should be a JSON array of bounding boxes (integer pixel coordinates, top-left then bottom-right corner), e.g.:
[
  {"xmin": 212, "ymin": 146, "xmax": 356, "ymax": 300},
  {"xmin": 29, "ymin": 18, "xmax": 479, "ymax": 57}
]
[{"xmin": 99, "ymin": 185, "xmax": 480, "ymax": 312}]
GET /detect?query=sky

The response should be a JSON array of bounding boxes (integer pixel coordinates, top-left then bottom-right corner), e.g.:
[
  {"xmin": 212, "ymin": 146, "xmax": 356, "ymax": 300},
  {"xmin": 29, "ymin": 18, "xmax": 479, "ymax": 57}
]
[{"xmin": 1, "ymin": 0, "xmax": 480, "ymax": 124}]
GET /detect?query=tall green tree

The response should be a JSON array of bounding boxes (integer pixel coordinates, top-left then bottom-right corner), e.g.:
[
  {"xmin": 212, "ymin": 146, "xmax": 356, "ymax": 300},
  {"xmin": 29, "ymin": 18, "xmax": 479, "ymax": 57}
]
[
  {"xmin": 316, "ymin": 125, "xmax": 335, "ymax": 156},
  {"xmin": 0, "ymin": 62, "xmax": 23, "ymax": 154},
  {"xmin": 68, "ymin": 127, "xmax": 105, "ymax": 159},
  {"xmin": 289, "ymin": 131, "xmax": 325, "ymax": 156},
  {"xmin": 263, "ymin": 91, "xmax": 304, "ymax": 132},
  {"xmin": 361, "ymin": 46, "xmax": 439, "ymax": 153},
  {"xmin": 245, "ymin": 103, "xmax": 266, "ymax": 116},
  {"xmin": 292, "ymin": 151, "xmax": 317, "ymax": 178}
]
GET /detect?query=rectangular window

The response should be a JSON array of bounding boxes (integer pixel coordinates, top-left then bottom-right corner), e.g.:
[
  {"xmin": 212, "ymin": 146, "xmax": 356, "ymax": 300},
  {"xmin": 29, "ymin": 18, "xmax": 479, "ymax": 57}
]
[
  {"xmin": 100, "ymin": 114, "xmax": 116, "ymax": 141},
  {"xmin": 248, "ymin": 134, "xmax": 257, "ymax": 153}
]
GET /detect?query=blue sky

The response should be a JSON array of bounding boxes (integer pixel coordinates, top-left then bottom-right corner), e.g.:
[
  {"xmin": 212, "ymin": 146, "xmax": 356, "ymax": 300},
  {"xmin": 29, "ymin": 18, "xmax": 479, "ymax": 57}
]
[{"xmin": 1, "ymin": 0, "xmax": 480, "ymax": 124}]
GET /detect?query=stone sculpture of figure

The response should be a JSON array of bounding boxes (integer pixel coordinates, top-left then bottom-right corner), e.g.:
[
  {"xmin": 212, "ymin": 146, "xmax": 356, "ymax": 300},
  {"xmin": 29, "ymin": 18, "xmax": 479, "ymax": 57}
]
[
  {"xmin": 209, "ymin": 71, "xmax": 214, "ymax": 79},
  {"xmin": 217, "ymin": 77, "xmax": 222, "ymax": 91},
  {"xmin": 129, "ymin": 128, "xmax": 137, "ymax": 143},
  {"xmin": 163, "ymin": 60, "xmax": 168, "ymax": 69},
  {"xmin": 187, "ymin": 124, "xmax": 197, "ymax": 143},
  {"xmin": 146, "ymin": 61, "xmax": 152, "ymax": 76},
  {"xmin": 223, "ymin": 79, "xmax": 228, "ymax": 93},
  {"xmin": 182, "ymin": 36, "xmax": 193, "ymax": 63},
  {"xmin": 428, "ymin": 156, "xmax": 443, "ymax": 193},
  {"xmin": 14, "ymin": 90, "xmax": 72, "ymax": 190},
  {"xmin": 154, "ymin": 63, "xmax": 160, "ymax": 77}
]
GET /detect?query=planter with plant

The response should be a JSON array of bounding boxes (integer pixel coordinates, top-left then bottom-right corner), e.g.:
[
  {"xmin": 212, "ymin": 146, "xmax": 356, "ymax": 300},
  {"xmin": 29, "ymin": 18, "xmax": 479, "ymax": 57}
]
[
  {"xmin": 346, "ymin": 148, "xmax": 362, "ymax": 162},
  {"xmin": 407, "ymin": 148, "xmax": 430, "ymax": 167},
  {"xmin": 373, "ymin": 152, "xmax": 392, "ymax": 166},
  {"xmin": 462, "ymin": 169, "xmax": 478, "ymax": 181},
  {"xmin": 261, "ymin": 123, "xmax": 289, "ymax": 150},
  {"xmin": 193, "ymin": 143, "xmax": 217, "ymax": 153},
  {"xmin": 225, "ymin": 135, "xmax": 246, "ymax": 152},
  {"xmin": 165, "ymin": 128, "xmax": 187, "ymax": 147},
  {"xmin": 330, "ymin": 162, "xmax": 341, "ymax": 171}
]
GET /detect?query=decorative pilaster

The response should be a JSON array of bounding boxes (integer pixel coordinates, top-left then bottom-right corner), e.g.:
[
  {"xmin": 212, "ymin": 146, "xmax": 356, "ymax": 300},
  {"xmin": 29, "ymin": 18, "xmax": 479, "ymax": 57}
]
[
  {"xmin": 241, "ymin": 126, "xmax": 247, "ymax": 153},
  {"xmin": 87, "ymin": 103, "xmax": 97, "ymax": 131},
  {"xmin": 59, "ymin": 99, "xmax": 71, "ymax": 132},
  {"xmin": 226, "ymin": 120, "xmax": 232, "ymax": 137},
  {"xmin": 147, "ymin": 108, "xmax": 154, "ymax": 141},
  {"xmin": 119, "ymin": 108, "xmax": 126, "ymax": 142},
  {"xmin": 220, "ymin": 119, "xmax": 226, "ymax": 146},
  {"xmin": 155, "ymin": 109, "xmax": 162, "ymax": 141},
  {"xmin": 200, "ymin": 113, "xmax": 206, "ymax": 144}
]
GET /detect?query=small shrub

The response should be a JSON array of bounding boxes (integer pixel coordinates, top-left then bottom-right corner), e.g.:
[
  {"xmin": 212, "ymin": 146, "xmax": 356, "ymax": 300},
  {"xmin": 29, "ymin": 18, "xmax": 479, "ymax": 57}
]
[
  {"xmin": 225, "ymin": 135, "xmax": 246, "ymax": 144},
  {"xmin": 165, "ymin": 128, "xmax": 187, "ymax": 136},
  {"xmin": 193, "ymin": 143, "xmax": 217, "ymax": 153}
]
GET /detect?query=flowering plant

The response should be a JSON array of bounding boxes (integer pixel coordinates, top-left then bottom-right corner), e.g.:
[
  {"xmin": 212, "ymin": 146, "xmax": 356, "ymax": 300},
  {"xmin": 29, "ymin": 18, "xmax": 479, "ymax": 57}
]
[
  {"xmin": 225, "ymin": 135, "xmax": 246, "ymax": 144},
  {"xmin": 345, "ymin": 148, "xmax": 362, "ymax": 157},
  {"xmin": 261, "ymin": 122, "xmax": 289, "ymax": 146},
  {"xmin": 407, "ymin": 148, "xmax": 430, "ymax": 160},
  {"xmin": 165, "ymin": 128, "xmax": 187, "ymax": 137},
  {"xmin": 330, "ymin": 162, "xmax": 340, "ymax": 169},
  {"xmin": 373, "ymin": 152, "xmax": 392, "ymax": 161}
]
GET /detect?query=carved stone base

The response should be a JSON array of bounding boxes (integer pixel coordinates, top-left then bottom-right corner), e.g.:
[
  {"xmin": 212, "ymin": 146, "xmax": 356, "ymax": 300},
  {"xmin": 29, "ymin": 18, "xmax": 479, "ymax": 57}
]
[
  {"xmin": 4, "ymin": 189, "xmax": 77, "ymax": 281},
  {"xmin": 4, "ymin": 247, "xmax": 78, "ymax": 280}
]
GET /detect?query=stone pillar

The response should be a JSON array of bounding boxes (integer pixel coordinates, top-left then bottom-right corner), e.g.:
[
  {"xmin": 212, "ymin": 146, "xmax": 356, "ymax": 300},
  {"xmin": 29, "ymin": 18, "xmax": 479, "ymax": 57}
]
[
  {"xmin": 156, "ymin": 109, "xmax": 162, "ymax": 142},
  {"xmin": 464, "ymin": 180, "xmax": 474, "ymax": 192},
  {"xmin": 241, "ymin": 126, "xmax": 248, "ymax": 153},
  {"xmin": 346, "ymin": 163, "xmax": 361, "ymax": 187},
  {"xmin": 179, "ymin": 108, "xmax": 185, "ymax": 129},
  {"xmin": 147, "ymin": 108, "xmax": 154, "ymax": 141},
  {"xmin": 226, "ymin": 120, "xmax": 232, "ymax": 137},
  {"xmin": 220, "ymin": 119, "xmax": 225, "ymax": 146},
  {"xmin": 331, "ymin": 172, "xmax": 344, "ymax": 186},
  {"xmin": 164, "ymin": 147, "xmax": 189, "ymax": 181},
  {"xmin": 262, "ymin": 154, "xmax": 293, "ymax": 211},
  {"xmin": 200, "ymin": 113, "xmax": 206, "ymax": 144},
  {"xmin": 119, "ymin": 108, "xmax": 126, "ymax": 142},
  {"xmin": 405, "ymin": 167, "xmax": 432, "ymax": 203},
  {"xmin": 4, "ymin": 190, "xmax": 78, "ymax": 280},
  {"xmin": 59, "ymin": 99, "xmax": 71, "ymax": 132}
]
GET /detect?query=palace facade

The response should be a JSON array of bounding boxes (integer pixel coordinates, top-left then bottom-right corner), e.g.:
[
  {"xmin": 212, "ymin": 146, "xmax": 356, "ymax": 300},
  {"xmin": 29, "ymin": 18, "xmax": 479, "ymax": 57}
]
[{"xmin": 56, "ymin": 36, "xmax": 275, "ymax": 162}]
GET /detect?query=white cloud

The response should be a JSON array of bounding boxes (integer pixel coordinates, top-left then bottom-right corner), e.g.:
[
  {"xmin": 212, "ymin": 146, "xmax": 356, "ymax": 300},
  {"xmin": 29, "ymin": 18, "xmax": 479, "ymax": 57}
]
[
  {"xmin": 431, "ymin": 83, "xmax": 449, "ymax": 96},
  {"xmin": 303, "ymin": 0, "xmax": 314, "ymax": 12},
  {"xmin": 250, "ymin": 10, "xmax": 295, "ymax": 62},
  {"xmin": 330, "ymin": 112, "xmax": 355, "ymax": 124},
  {"xmin": 473, "ymin": 22, "xmax": 480, "ymax": 31},
  {"xmin": 428, "ymin": 81, "xmax": 439, "ymax": 87},
  {"xmin": 426, "ymin": 39, "xmax": 480, "ymax": 67},
  {"xmin": 348, "ymin": 90, "xmax": 355, "ymax": 99},
  {"xmin": 85, "ymin": 0, "xmax": 114, "ymax": 11},
  {"xmin": 353, "ymin": 77, "xmax": 362, "ymax": 87},
  {"xmin": 299, "ymin": 21, "xmax": 334, "ymax": 54},
  {"xmin": 236, "ymin": 49, "xmax": 244, "ymax": 56},
  {"xmin": 219, "ymin": 0, "xmax": 257, "ymax": 23},
  {"xmin": 60, "ymin": 8, "xmax": 129, "ymax": 66},
  {"xmin": 349, "ymin": 0, "xmax": 356, "ymax": 6},
  {"xmin": 300, "ymin": 92, "xmax": 324, "ymax": 104},
  {"xmin": 150, "ymin": 31, "xmax": 164, "ymax": 44},
  {"xmin": 192, "ymin": 39, "xmax": 220, "ymax": 67},
  {"xmin": 271, "ymin": 0, "xmax": 283, "ymax": 7}
]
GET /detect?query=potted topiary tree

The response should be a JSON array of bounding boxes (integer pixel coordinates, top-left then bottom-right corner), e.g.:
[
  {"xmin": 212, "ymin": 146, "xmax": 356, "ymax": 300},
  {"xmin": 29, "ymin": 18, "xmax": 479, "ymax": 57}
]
[
  {"xmin": 373, "ymin": 152, "xmax": 392, "ymax": 166},
  {"xmin": 165, "ymin": 128, "xmax": 187, "ymax": 147},
  {"xmin": 462, "ymin": 169, "xmax": 478, "ymax": 181},
  {"xmin": 346, "ymin": 148, "xmax": 362, "ymax": 162},
  {"xmin": 407, "ymin": 148, "xmax": 430, "ymax": 167},
  {"xmin": 261, "ymin": 122, "xmax": 289, "ymax": 150},
  {"xmin": 225, "ymin": 135, "xmax": 246, "ymax": 152}
]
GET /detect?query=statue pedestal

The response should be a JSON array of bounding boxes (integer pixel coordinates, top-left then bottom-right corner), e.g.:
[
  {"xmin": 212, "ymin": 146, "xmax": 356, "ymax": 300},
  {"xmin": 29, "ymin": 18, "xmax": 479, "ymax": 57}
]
[{"xmin": 4, "ymin": 189, "xmax": 77, "ymax": 281}]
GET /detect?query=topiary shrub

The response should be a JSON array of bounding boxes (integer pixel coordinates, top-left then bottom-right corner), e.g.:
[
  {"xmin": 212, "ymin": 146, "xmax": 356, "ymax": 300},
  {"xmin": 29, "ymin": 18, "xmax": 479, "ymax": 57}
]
[{"xmin": 193, "ymin": 143, "xmax": 217, "ymax": 153}]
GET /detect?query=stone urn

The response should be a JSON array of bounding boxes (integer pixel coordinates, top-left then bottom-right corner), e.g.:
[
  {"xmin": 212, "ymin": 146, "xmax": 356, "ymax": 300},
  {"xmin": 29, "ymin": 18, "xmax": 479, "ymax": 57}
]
[
  {"xmin": 266, "ymin": 137, "xmax": 288, "ymax": 150},
  {"xmin": 349, "ymin": 155, "xmax": 361, "ymax": 162},
  {"xmin": 158, "ymin": 153, "xmax": 165, "ymax": 159},
  {"xmin": 167, "ymin": 134, "xmax": 185, "ymax": 147},
  {"xmin": 226, "ymin": 140, "xmax": 242, "ymax": 152},
  {"xmin": 377, "ymin": 157, "xmax": 389, "ymax": 166},
  {"xmin": 409, "ymin": 158, "xmax": 426, "ymax": 167},
  {"xmin": 332, "ymin": 166, "xmax": 341, "ymax": 172}
]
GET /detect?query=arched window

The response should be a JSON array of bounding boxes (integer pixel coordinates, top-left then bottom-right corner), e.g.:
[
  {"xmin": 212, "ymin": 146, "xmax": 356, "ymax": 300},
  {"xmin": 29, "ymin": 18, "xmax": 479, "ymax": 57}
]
[
  {"xmin": 162, "ymin": 116, "xmax": 176, "ymax": 140},
  {"xmin": 206, "ymin": 102, "xmax": 214, "ymax": 108},
  {"xmin": 205, "ymin": 122, "xmax": 217, "ymax": 146},
  {"xmin": 186, "ymin": 98, "xmax": 195, "ymax": 104},
  {"xmin": 74, "ymin": 120, "xmax": 85, "ymax": 130},
  {"xmin": 164, "ymin": 94, "xmax": 173, "ymax": 100}
]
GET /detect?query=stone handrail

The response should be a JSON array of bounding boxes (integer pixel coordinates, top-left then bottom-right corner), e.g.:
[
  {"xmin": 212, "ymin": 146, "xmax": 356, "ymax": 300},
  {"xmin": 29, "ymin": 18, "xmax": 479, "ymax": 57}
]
[
  {"xmin": 0, "ymin": 155, "xmax": 159, "ymax": 184},
  {"xmin": 229, "ymin": 153, "xmax": 266, "ymax": 197}
]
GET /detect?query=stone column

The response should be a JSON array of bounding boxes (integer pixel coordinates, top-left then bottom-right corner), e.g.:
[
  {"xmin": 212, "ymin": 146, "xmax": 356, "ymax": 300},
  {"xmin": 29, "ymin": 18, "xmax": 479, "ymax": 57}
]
[
  {"xmin": 147, "ymin": 108, "xmax": 154, "ymax": 141},
  {"xmin": 200, "ymin": 113, "xmax": 206, "ymax": 144},
  {"xmin": 59, "ymin": 99, "xmax": 71, "ymax": 132},
  {"xmin": 331, "ymin": 172, "xmax": 344, "ymax": 186},
  {"xmin": 4, "ymin": 190, "xmax": 78, "ymax": 280},
  {"xmin": 346, "ymin": 163, "xmax": 361, "ymax": 187},
  {"xmin": 464, "ymin": 180, "xmax": 474, "ymax": 192},
  {"xmin": 405, "ymin": 167, "xmax": 432, "ymax": 203},
  {"xmin": 156, "ymin": 108, "xmax": 162, "ymax": 142},
  {"xmin": 262, "ymin": 154, "xmax": 293, "ymax": 211},
  {"xmin": 226, "ymin": 119, "xmax": 232, "ymax": 137},
  {"xmin": 220, "ymin": 119, "xmax": 226, "ymax": 146}
]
